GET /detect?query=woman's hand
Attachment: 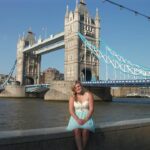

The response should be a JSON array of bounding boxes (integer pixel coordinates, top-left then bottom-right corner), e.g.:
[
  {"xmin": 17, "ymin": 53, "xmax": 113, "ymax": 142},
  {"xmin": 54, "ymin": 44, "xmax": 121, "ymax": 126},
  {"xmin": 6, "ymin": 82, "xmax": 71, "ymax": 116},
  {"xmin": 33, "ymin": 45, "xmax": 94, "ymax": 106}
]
[
  {"xmin": 76, "ymin": 118, "xmax": 83, "ymax": 125},
  {"xmin": 77, "ymin": 118, "xmax": 87, "ymax": 125}
]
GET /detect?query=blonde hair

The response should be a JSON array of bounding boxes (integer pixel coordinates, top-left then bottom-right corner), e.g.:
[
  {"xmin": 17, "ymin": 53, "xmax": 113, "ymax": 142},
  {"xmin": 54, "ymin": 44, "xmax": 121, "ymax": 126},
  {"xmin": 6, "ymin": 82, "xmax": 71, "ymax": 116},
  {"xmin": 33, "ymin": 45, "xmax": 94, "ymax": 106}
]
[{"xmin": 71, "ymin": 80, "xmax": 84, "ymax": 101}]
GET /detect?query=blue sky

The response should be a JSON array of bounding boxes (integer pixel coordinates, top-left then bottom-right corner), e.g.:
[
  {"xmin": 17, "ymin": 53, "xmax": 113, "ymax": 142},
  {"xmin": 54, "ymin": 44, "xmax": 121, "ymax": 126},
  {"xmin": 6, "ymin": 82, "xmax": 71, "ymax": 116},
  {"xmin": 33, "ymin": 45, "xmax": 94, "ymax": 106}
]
[{"xmin": 0, "ymin": 0, "xmax": 150, "ymax": 79}]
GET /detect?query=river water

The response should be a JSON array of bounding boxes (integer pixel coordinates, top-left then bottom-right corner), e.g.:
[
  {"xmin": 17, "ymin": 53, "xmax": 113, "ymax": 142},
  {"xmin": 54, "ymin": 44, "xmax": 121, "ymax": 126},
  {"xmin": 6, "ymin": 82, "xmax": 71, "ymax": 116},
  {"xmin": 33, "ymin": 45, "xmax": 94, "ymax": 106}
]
[{"xmin": 0, "ymin": 98, "xmax": 150, "ymax": 131}]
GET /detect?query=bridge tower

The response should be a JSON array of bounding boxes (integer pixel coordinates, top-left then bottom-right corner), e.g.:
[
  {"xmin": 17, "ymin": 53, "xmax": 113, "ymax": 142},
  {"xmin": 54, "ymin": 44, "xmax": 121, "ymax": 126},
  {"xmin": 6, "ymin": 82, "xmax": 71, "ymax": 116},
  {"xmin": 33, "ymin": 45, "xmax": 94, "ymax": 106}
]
[
  {"xmin": 16, "ymin": 30, "xmax": 41, "ymax": 85},
  {"xmin": 64, "ymin": 0, "xmax": 100, "ymax": 81}
]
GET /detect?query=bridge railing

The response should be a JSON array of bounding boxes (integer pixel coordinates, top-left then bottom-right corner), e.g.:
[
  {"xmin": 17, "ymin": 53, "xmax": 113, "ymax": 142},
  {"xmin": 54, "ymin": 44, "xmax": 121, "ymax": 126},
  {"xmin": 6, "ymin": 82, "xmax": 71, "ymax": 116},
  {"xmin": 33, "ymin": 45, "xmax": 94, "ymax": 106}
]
[{"xmin": 82, "ymin": 79, "xmax": 150, "ymax": 87}]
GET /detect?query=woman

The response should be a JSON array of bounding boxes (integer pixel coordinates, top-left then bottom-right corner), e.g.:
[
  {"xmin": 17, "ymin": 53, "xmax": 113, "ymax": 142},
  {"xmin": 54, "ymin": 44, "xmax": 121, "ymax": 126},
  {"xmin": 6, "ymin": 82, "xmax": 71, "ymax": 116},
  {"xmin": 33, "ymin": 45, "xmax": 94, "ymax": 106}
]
[{"xmin": 67, "ymin": 80, "xmax": 95, "ymax": 150}]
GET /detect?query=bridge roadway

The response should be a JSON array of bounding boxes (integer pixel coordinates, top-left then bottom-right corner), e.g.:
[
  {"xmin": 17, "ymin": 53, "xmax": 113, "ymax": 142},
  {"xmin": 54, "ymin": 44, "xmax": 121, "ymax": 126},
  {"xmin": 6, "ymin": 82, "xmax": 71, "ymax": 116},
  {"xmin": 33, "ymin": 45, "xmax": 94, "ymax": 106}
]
[
  {"xmin": 23, "ymin": 32, "xmax": 64, "ymax": 55},
  {"xmin": 24, "ymin": 79, "xmax": 150, "ymax": 93},
  {"xmin": 82, "ymin": 79, "xmax": 150, "ymax": 87}
]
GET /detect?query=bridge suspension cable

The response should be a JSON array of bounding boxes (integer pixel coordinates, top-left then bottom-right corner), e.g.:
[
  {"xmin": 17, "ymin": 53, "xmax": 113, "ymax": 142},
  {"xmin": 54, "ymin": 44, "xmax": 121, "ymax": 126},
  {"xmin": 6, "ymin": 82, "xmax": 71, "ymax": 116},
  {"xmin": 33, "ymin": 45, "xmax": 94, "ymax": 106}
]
[
  {"xmin": 78, "ymin": 32, "xmax": 150, "ymax": 79},
  {"xmin": 102, "ymin": 0, "xmax": 150, "ymax": 21},
  {"xmin": 0, "ymin": 60, "xmax": 17, "ymax": 88}
]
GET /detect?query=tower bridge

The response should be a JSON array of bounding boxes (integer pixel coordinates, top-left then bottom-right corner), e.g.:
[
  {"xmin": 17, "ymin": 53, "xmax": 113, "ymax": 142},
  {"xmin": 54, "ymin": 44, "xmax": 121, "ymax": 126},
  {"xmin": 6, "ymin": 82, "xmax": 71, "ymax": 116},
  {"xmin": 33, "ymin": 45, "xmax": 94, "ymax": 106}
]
[
  {"xmin": 1, "ymin": 0, "xmax": 150, "ymax": 100},
  {"xmin": 16, "ymin": 0, "xmax": 100, "ymax": 86}
]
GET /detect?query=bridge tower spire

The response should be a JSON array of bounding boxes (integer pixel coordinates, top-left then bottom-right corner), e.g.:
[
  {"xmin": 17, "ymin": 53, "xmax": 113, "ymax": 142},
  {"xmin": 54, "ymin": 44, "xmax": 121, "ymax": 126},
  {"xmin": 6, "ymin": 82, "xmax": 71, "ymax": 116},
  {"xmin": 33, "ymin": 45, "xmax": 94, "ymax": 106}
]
[
  {"xmin": 64, "ymin": 0, "xmax": 100, "ymax": 81},
  {"xmin": 80, "ymin": 0, "xmax": 85, "ymax": 3}
]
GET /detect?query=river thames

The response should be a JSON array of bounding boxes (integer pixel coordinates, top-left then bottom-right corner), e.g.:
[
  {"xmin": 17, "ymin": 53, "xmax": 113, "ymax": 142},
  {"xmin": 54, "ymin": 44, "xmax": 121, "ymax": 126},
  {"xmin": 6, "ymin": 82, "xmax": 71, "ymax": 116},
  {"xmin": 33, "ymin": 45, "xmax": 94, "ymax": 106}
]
[{"xmin": 0, "ymin": 98, "xmax": 150, "ymax": 131}]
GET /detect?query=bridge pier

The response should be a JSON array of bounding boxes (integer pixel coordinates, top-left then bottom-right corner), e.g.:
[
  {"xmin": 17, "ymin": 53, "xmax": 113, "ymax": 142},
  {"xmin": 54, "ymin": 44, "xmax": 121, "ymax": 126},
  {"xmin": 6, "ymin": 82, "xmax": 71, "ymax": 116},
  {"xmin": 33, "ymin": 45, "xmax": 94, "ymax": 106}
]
[
  {"xmin": 85, "ymin": 86, "xmax": 112, "ymax": 101},
  {"xmin": 44, "ymin": 81, "xmax": 112, "ymax": 101},
  {"xmin": 0, "ymin": 85, "xmax": 26, "ymax": 98},
  {"xmin": 44, "ymin": 81, "xmax": 73, "ymax": 101}
]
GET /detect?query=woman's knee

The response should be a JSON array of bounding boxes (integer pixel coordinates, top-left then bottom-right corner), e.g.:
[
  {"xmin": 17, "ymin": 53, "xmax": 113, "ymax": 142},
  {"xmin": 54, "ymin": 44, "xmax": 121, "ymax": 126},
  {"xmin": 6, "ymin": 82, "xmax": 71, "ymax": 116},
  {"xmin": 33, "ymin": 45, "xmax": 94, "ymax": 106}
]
[
  {"xmin": 82, "ymin": 129, "xmax": 89, "ymax": 136},
  {"xmin": 74, "ymin": 128, "xmax": 82, "ymax": 136}
]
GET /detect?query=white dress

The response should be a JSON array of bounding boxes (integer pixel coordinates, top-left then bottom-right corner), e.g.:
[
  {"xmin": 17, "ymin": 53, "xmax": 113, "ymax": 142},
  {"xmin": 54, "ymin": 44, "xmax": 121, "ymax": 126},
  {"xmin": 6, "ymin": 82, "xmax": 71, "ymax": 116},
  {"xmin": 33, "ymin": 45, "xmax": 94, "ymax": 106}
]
[{"xmin": 66, "ymin": 99, "xmax": 95, "ymax": 132}]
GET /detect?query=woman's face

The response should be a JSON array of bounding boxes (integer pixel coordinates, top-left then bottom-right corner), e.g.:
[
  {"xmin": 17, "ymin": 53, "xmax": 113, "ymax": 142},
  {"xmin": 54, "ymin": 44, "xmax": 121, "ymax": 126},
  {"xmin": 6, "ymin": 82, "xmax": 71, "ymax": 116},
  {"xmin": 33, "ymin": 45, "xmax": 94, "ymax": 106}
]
[{"xmin": 75, "ymin": 83, "xmax": 82, "ymax": 94}]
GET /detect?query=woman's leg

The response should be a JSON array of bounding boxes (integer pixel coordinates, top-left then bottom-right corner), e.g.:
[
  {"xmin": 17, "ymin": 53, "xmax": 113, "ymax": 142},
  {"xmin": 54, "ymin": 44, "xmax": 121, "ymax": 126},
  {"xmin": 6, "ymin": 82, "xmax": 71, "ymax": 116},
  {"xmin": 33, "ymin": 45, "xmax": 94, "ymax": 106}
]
[
  {"xmin": 74, "ymin": 128, "xmax": 83, "ymax": 150},
  {"xmin": 82, "ymin": 129, "xmax": 89, "ymax": 149}
]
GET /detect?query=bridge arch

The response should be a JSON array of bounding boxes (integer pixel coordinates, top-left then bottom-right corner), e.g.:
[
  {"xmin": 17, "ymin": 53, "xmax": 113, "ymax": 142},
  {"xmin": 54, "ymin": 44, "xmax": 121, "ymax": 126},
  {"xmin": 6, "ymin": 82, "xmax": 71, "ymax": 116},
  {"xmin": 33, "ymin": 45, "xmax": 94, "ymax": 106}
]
[
  {"xmin": 81, "ymin": 68, "xmax": 92, "ymax": 81},
  {"xmin": 24, "ymin": 76, "xmax": 34, "ymax": 85}
]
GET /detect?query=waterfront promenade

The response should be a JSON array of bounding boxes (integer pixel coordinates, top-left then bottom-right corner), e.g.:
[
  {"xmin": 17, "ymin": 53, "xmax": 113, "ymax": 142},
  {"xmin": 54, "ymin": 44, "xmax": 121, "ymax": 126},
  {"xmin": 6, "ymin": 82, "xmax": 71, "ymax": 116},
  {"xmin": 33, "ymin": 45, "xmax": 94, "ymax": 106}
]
[
  {"xmin": 0, "ymin": 98, "xmax": 150, "ymax": 149},
  {"xmin": 0, "ymin": 118, "xmax": 150, "ymax": 150}
]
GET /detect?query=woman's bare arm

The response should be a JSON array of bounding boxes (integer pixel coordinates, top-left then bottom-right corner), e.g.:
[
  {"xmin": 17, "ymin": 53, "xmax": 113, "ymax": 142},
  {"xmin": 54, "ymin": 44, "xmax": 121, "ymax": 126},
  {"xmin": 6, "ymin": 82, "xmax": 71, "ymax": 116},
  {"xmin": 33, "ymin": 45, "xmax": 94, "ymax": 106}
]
[{"xmin": 84, "ymin": 92, "xmax": 94, "ymax": 122}]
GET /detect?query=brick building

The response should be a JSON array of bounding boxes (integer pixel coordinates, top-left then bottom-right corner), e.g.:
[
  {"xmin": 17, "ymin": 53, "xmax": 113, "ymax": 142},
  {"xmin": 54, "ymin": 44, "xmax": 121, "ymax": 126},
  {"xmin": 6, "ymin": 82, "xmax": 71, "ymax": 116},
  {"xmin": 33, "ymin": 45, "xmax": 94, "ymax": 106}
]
[{"xmin": 40, "ymin": 68, "xmax": 64, "ymax": 84}]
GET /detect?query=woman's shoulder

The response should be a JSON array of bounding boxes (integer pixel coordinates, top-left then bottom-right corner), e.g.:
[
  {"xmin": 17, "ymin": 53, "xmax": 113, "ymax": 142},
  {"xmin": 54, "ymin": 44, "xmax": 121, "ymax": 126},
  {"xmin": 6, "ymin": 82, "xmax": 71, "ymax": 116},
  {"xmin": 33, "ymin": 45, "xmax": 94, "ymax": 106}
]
[
  {"xmin": 69, "ymin": 95, "xmax": 75, "ymax": 101},
  {"xmin": 84, "ymin": 91, "xmax": 94, "ymax": 101},
  {"xmin": 84, "ymin": 91, "xmax": 93, "ymax": 96}
]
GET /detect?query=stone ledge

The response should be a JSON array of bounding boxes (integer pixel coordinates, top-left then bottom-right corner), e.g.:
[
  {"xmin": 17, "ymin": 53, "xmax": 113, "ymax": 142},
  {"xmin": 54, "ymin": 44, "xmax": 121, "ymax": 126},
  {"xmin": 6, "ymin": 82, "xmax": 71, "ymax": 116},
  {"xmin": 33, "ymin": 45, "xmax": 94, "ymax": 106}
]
[
  {"xmin": 0, "ymin": 118, "xmax": 150, "ymax": 150},
  {"xmin": 0, "ymin": 127, "xmax": 71, "ymax": 145},
  {"xmin": 97, "ymin": 118, "xmax": 150, "ymax": 132}
]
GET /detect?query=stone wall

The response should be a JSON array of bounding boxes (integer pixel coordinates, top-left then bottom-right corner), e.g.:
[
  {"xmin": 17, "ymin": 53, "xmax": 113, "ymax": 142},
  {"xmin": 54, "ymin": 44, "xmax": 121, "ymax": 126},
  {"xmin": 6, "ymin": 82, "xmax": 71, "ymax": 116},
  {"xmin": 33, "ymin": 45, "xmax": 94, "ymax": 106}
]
[
  {"xmin": 0, "ymin": 85, "xmax": 25, "ymax": 98},
  {"xmin": 44, "ymin": 81, "xmax": 112, "ymax": 101},
  {"xmin": 111, "ymin": 87, "xmax": 150, "ymax": 97},
  {"xmin": 0, "ymin": 81, "xmax": 112, "ymax": 101},
  {"xmin": 0, "ymin": 118, "xmax": 150, "ymax": 150},
  {"xmin": 44, "ymin": 81, "xmax": 74, "ymax": 100},
  {"xmin": 85, "ymin": 86, "xmax": 112, "ymax": 101}
]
